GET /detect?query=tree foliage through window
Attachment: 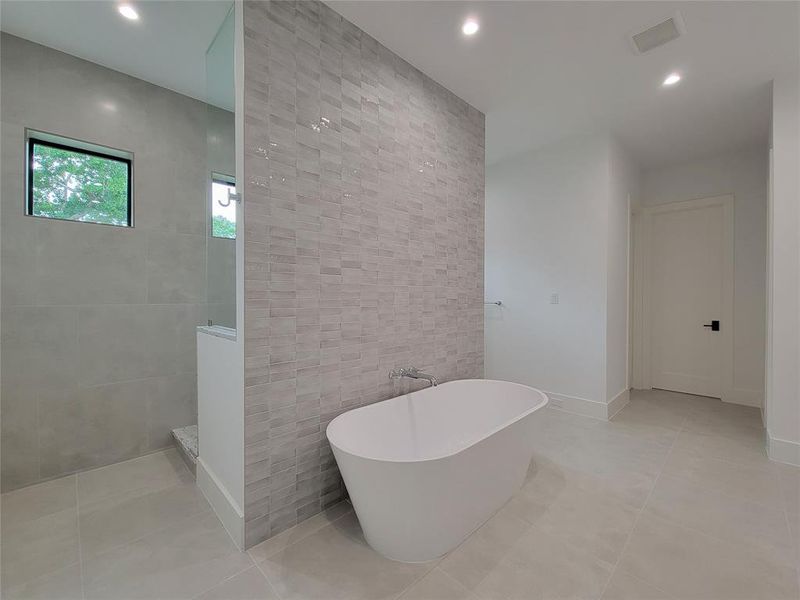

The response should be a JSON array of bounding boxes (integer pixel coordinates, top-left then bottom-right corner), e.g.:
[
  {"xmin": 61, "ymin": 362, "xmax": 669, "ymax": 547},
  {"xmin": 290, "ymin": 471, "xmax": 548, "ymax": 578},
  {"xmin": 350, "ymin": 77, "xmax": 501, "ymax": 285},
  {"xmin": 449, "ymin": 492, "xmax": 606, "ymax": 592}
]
[
  {"xmin": 211, "ymin": 179, "xmax": 236, "ymax": 239},
  {"xmin": 30, "ymin": 142, "xmax": 130, "ymax": 226}
]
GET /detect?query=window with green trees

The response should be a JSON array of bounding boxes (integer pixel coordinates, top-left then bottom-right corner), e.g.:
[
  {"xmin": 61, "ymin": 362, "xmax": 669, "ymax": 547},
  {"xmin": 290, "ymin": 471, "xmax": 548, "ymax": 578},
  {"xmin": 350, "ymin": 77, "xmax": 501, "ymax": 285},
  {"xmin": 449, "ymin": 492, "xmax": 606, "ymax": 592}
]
[
  {"xmin": 211, "ymin": 177, "xmax": 236, "ymax": 239},
  {"xmin": 27, "ymin": 137, "xmax": 132, "ymax": 227}
]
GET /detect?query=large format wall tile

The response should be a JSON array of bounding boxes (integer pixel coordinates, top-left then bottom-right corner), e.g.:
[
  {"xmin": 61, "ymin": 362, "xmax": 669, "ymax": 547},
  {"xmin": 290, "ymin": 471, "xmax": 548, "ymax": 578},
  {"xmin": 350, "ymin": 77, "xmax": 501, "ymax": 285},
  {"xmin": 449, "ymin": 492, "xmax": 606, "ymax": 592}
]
[
  {"xmin": 146, "ymin": 373, "xmax": 198, "ymax": 451},
  {"xmin": 0, "ymin": 33, "xmax": 233, "ymax": 490},
  {"xmin": 34, "ymin": 220, "xmax": 148, "ymax": 306},
  {"xmin": 0, "ymin": 384, "xmax": 40, "ymax": 489},
  {"xmin": 242, "ymin": 0, "xmax": 485, "ymax": 547},
  {"xmin": 146, "ymin": 232, "xmax": 206, "ymax": 304},
  {"xmin": 1, "ymin": 306, "xmax": 80, "ymax": 392},
  {"xmin": 37, "ymin": 380, "xmax": 150, "ymax": 479},
  {"xmin": 77, "ymin": 305, "xmax": 183, "ymax": 386}
]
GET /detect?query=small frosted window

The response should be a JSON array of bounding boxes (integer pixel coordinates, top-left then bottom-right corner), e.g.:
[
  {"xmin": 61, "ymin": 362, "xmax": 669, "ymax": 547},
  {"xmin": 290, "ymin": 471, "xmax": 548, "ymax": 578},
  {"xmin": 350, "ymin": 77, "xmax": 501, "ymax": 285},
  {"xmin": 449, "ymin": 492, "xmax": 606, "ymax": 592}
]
[
  {"xmin": 27, "ymin": 135, "xmax": 132, "ymax": 227},
  {"xmin": 211, "ymin": 178, "xmax": 236, "ymax": 239}
]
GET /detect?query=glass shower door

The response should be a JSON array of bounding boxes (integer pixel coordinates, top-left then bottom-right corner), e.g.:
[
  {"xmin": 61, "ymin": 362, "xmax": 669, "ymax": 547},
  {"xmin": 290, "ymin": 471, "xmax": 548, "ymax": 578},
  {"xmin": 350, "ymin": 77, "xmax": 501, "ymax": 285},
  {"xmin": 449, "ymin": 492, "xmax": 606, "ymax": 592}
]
[{"xmin": 205, "ymin": 4, "xmax": 236, "ymax": 330}]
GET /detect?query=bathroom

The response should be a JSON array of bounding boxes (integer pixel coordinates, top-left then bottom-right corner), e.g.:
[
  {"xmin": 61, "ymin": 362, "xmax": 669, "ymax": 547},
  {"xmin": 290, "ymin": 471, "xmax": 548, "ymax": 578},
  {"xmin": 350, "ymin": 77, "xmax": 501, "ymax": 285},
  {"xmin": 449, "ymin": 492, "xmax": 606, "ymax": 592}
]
[{"xmin": 1, "ymin": 1, "xmax": 798, "ymax": 599}]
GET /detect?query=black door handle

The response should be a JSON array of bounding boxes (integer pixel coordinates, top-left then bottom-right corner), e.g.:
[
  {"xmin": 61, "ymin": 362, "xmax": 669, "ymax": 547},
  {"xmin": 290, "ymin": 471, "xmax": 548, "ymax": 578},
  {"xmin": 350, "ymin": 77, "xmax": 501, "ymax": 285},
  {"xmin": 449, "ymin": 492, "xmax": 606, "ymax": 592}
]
[{"xmin": 703, "ymin": 320, "xmax": 720, "ymax": 331}]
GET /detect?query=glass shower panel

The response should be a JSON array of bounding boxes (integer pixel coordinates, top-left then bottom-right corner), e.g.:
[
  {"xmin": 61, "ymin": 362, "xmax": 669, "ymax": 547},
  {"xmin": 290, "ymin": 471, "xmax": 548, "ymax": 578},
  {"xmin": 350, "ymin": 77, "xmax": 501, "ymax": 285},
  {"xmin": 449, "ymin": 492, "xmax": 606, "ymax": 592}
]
[{"xmin": 205, "ymin": 4, "xmax": 236, "ymax": 330}]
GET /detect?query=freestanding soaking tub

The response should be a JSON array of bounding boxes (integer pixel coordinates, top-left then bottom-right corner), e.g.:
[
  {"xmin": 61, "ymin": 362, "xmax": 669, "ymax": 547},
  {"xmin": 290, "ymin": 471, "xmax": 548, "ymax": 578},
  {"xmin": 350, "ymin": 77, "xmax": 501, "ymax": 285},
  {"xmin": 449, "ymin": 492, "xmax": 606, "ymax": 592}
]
[{"xmin": 326, "ymin": 379, "xmax": 548, "ymax": 562}]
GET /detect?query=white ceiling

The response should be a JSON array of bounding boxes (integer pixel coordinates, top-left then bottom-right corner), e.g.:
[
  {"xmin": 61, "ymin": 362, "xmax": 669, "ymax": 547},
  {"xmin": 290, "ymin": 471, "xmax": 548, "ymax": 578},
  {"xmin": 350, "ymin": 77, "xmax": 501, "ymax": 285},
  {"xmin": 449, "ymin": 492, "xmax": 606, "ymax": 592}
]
[
  {"xmin": 327, "ymin": 1, "xmax": 799, "ymax": 167},
  {"xmin": 0, "ymin": 0, "xmax": 233, "ymax": 108},
  {"xmin": 2, "ymin": 1, "xmax": 796, "ymax": 168}
]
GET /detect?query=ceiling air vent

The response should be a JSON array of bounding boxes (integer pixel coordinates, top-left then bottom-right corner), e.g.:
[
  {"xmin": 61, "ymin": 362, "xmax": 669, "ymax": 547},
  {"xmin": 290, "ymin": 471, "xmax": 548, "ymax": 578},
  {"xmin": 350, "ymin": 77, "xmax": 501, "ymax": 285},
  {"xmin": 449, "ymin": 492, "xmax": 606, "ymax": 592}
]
[{"xmin": 629, "ymin": 12, "xmax": 686, "ymax": 54}]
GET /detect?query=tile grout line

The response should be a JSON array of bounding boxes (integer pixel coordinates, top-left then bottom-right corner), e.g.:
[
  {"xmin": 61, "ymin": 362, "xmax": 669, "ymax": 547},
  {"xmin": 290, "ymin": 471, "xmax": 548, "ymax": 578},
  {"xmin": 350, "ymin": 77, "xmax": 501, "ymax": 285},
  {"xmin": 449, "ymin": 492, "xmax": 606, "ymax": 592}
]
[
  {"xmin": 595, "ymin": 413, "xmax": 687, "ymax": 600},
  {"xmin": 78, "ymin": 496, "xmax": 212, "ymax": 564},
  {"xmin": 653, "ymin": 465, "xmax": 787, "ymax": 514},
  {"xmin": 252, "ymin": 553, "xmax": 285, "ymax": 600},
  {"xmin": 392, "ymin": 558, "xmax": 442, "ymax": 600},
  {"xmin": 74, "ymin": 475, "xmax": 86, "ymax": 600},
  {"xmin": 776, "ymin": 466, "xmax": 800, "ymax": 589},
  {"xmin": 249, "ymin": 504, "xmax": 358, "ymax": 600},
  {"xmin": 73, "ymin": 456, "xmax": 208, "ymax": 567},
  {"xmin": 9, "ymin": 433, "xmax": 191, "ymax": 495},
  {"xmin": 247, "ymin": 502, "xmax": 354, "ymax": 563},
  {"xmin": 188, "ymin": 560, "xmax": 257, "ymax": 600},
  {"xmin": 435, "ymin": 565, "xmax": 479, "ymax": 598},
  {"xmin": 430, "ymin": 468, "xmax": 551, "ymax": 597}
]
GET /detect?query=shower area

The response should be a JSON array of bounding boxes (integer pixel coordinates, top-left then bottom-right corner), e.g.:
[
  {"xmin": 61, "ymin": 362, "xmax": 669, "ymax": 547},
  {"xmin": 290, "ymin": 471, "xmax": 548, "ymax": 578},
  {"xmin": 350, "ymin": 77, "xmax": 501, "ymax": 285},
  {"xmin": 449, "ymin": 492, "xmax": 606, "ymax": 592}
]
[{"xmin": 0, "ymin": 2, "xmax": 245, "ymax": 582}]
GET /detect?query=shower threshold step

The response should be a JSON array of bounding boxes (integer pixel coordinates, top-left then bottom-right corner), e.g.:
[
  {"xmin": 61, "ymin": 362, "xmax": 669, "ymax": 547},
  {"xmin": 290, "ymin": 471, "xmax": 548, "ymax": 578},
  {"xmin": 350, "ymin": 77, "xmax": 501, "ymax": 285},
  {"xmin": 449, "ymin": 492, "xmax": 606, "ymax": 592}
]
[{"xmin": 171, "ymin": 425, "xmax": 198, "ymax": 477}]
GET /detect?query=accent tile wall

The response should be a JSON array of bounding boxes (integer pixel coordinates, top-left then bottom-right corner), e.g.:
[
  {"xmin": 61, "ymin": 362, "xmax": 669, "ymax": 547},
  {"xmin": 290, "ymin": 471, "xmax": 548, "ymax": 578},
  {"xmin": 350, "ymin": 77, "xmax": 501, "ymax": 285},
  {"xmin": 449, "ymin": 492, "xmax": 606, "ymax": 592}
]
[{"xmin": 242, "ymin": 0, "xmax": 485, "ymax": 547}]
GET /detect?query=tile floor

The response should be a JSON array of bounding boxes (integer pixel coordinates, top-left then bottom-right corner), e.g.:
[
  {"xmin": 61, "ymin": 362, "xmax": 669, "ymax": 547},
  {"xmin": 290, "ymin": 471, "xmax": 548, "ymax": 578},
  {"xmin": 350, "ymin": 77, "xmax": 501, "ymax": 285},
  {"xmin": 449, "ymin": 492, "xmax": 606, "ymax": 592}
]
[{"xmin": 2, "ymin": 389, "xmax": 799, "ymax": 599}]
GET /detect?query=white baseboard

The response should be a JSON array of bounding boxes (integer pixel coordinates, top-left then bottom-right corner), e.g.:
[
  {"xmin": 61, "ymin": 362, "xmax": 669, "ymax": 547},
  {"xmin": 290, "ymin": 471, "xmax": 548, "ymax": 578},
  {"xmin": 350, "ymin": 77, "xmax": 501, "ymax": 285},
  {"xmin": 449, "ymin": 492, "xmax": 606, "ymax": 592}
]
[
  {"xmin": 197, "ymin": 457, "xmax": 244, "ymax": 550},
  {"xmin": 607, "ymin": 388, "xmax": 630, "ymax": 419},
  {"xmin": 766, "ymin": 431, "xmax": 800, "ymax": 467},
  {"xmin": 544, "ymin": 391, "xmax": 607, "ymax": 419},
  {"xmin": 544, "ymin": 390, "xmax": 628, "ymax": 421},
  {"xmin": 724, "ymin": 387, "xmax": 763, "ymax": 408}
]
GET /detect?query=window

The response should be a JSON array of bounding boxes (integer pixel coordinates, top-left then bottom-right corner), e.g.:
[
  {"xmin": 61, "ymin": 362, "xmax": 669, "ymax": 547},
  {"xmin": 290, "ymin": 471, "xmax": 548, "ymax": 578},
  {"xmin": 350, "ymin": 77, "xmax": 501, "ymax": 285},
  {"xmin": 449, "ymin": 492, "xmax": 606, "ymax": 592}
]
[
  {"xmin": 211, "ymin": 175, "xmax": 236, "ymax": 239},
  {"xmin": 26, "ymin": 132, "xmax": 132, "ymax": 227}
]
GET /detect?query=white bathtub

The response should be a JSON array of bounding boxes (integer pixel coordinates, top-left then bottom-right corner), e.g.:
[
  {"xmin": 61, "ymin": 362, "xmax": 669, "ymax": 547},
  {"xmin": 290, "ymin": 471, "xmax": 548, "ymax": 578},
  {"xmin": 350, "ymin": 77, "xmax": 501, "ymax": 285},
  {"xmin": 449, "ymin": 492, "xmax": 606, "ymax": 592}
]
[{"xmin": 326, "ymin": 379, "xmax": 548, "ymax": 562}]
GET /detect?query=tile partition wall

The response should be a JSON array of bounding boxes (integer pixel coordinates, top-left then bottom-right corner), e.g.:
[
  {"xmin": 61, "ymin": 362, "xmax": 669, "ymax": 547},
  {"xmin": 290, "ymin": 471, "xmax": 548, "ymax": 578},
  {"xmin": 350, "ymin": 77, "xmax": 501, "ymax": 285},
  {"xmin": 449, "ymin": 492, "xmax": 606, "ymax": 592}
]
[{"xmin": 242, "ymin": 0, "xmax": 485, "ymax": 546}]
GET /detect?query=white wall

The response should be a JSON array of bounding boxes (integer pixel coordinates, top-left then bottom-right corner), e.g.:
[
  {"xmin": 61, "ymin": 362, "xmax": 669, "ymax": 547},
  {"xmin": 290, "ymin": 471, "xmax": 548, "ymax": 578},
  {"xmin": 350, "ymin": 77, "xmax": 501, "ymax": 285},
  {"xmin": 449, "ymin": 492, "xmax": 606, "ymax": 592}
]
[
  {"xmin": 197, "ymin": 329, "xmax": 244, "ymax": 547},
  {"xmin": 766, "ymin": 70, "xmax": 800, "ymax": 464},
  {"xmin": 607, "ymin": 141, "xmax": 639, "ymax": 406},
  {"xmin": 486, "ymin": 134, "xmax": 636, "ymax": 417},
  {"xmin": 641, "ymin": 147, "xmax": 768, "ymax": 406}
]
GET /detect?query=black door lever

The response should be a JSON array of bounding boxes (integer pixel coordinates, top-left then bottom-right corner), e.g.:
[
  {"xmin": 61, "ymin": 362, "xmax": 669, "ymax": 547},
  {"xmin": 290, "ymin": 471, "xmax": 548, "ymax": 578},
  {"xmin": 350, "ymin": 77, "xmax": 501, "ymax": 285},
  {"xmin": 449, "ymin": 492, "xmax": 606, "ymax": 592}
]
[{"xmin": 703, "ymin": 320, "xmax": 720, "ymax": 331}]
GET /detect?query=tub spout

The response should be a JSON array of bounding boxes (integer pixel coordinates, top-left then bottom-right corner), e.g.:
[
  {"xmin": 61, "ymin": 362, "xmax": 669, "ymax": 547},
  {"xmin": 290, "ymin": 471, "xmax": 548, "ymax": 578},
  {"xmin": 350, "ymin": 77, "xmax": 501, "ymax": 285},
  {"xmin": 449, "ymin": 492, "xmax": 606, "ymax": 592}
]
[{"xmin": 389, "ymin": 366, "xmax": 438, "ymax": 387}]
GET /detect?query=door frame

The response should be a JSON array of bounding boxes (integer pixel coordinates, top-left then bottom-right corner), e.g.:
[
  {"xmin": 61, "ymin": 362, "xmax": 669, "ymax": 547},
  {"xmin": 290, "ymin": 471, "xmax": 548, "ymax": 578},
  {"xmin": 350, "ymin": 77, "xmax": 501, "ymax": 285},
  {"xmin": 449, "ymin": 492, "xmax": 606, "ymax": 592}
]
[{"xmin": 631, "ymin": 194, "xmax": 735, "ymax": 402}]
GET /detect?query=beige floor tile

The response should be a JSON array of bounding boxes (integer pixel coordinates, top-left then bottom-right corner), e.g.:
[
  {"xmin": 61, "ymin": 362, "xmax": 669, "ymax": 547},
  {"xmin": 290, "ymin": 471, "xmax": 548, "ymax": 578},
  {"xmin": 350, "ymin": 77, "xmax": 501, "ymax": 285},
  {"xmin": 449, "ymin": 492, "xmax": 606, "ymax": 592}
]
[
  {"xmin": 0, "ymin": 475, "xmax": 76, "ymax": 527},
  {"xmin": 672, "ymin": 428, "xmax": 772, "ymax": 468},
  {"xmin": 398, "ymin": 568, "xmax": 476, "ymax": 600},
  {"xmin": 526, "ymin": 408, "xmax": 599, "ymax": 455},
  {"xmin": 1, "ymin": 561, "xmax": 83, "ymax": 600},
  {"xmin": 609, "ymin": 396, "xmax": 689, "ymax": 432},
  {"xmin": 644, "ymin": 473, "xmax": 794, "ymax": 566},
  {"xmin": 2, "ymin": 387, "xmax": 793, "ymax": 600},
  {"xmin": 83, "ymin": 512, "xmax": 253, "ymax": 600},
  {"xmin": 600, "ymin": 570, "xmax": 674, "ymax": 600},
  {"xmin": 194, "ymin": 566, "xmax": 279, "ymax": 600},
  {"xmin": 632, "ymin": 389, "xmax": 703, "ymax": 413},
  {"xmin": 779, "ymin": 464, "xmax": 800, "ymax": 519},
  {"xmin": 517, "ymin": 455, "xmax": 571, "ymax": 505},
  {"xmin": 438, "ymin": 508, "xmax": 531, "ymax": 591},
  {"xmin": 471, "ymin": 525, "xmax": 613, "ymax": 600},
  {"xmin": 786, "ymin": 511, "xmax": 800, "ymax": 574},
  {"xmin": 552, "ymin": 433, "xmax": 665, "ymax": 509},
  {"xmin": 688, "ymin": 397, "xmax": 763, "ymax": 421},
  {"xmin": 247, "ymin": 501, "xmax": 352, "ymax": 562},
  {"xmin": 521, "ymin": 454, "xmax": 643, "ymax": 509},
  {"xmin": 511, "ymin": 470, "xmax": 639, "ymax": 565},
  {"xmin": 598, "ymin": 417, "xmax": 680, "ymax": 450},
  {"xmin": 77, "ymin": 448, "xmax": 192, "ymax": 508},
  {"xmin": 661, "ymin": 447, "xmax": 784, "ymax": 510},
  {"xmin": 257, "ymin": 516, "xmax": 432, "ymax": 600},
  {"xmin": 617, "ymin": 514, "xmax": 799, "ymax": 600},
  {"xmin": 1, "ymin": 506, "xmax": 80, "ymax": 591},
  {"xmin": 79, "ymin": 479, "xmax": 211, "ymax": 558},
  {"xmin": 683, "ymin": 402, "xmax": 764, "ymax": 441}
]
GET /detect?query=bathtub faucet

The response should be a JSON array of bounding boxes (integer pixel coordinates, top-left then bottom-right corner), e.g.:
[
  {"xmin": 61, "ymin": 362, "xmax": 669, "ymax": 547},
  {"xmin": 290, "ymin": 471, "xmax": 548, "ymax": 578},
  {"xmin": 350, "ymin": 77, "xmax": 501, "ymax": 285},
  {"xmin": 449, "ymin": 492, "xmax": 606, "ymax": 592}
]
[{"xmin": 389, "ymin": 366, "xmax": 439, "ymax": 387}]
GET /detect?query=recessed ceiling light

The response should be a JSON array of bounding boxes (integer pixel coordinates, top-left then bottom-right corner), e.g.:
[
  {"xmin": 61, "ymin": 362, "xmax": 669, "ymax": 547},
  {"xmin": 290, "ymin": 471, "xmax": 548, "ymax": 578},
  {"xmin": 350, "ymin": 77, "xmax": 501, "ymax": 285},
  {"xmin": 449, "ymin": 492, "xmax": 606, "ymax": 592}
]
[
  {"xmin": 462, "ymin": 19, "xmax": 479, "ymax": 36},
  {"xmin": 662, "ymin": 72, "xmax": 681, "ymax": 86},
  {"xmin": 118, "ymin": 4, "xmax": 139, "ymax": 20}
]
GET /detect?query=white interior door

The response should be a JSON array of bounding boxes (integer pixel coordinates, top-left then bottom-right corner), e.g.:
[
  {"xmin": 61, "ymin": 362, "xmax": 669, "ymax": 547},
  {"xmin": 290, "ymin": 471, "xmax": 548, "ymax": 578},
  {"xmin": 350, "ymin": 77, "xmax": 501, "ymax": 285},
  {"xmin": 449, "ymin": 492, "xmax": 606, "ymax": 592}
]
[{"xmin": 647, "ymin": 196, "xmax": 734, "ymax": 399}]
